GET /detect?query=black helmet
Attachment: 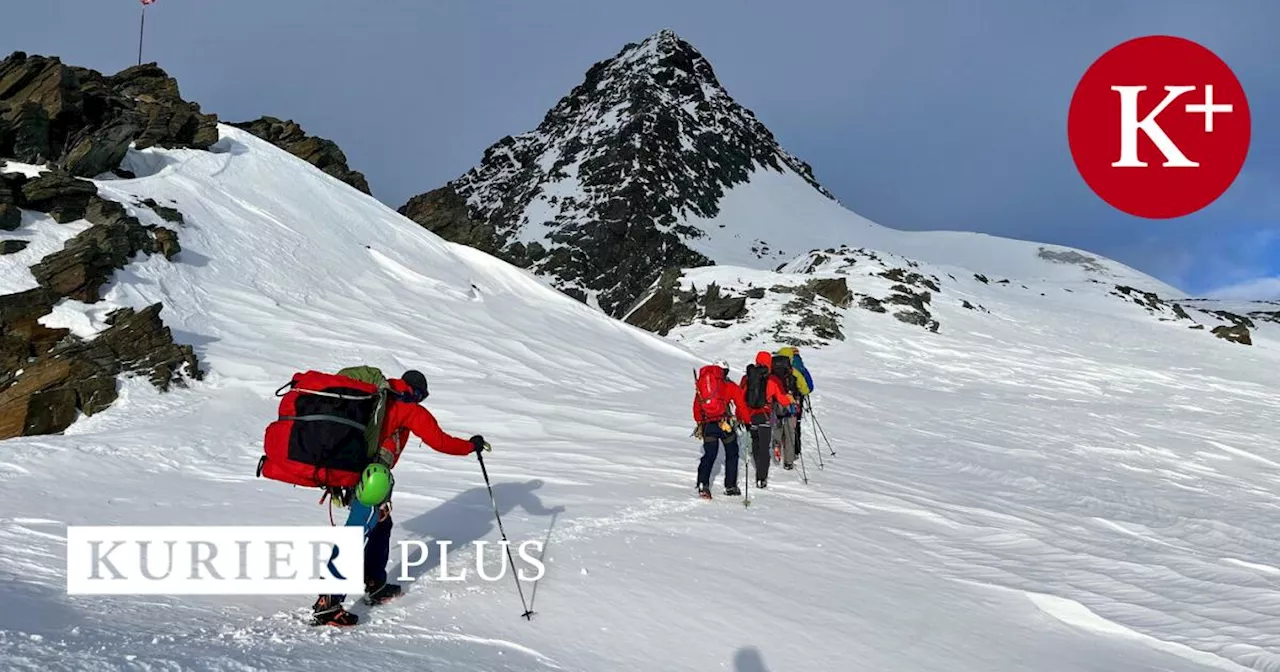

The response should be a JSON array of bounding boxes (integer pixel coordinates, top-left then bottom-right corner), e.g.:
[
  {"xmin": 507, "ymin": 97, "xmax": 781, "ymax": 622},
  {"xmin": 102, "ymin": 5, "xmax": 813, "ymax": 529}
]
[{"xmin": 402, "ymin": 370, "xmax": 429, "ymax": 401}]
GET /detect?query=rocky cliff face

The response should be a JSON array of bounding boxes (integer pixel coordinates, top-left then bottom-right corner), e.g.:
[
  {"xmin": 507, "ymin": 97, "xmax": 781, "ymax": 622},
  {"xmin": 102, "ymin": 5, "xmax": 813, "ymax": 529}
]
[
  {"xmin": 230, "ymin": 116, "xmax": 371, "ymax": 194},
  {"xmin": 0, "ymin": 52, "xmax": 215, "ymax": 439},
  {"xmin": 0, "ymin": 52, "xmax": 219, "ymax": 178},
  {"xmin": 399, "ymin": 29, "xmax": 835, "ymax": 316},
  {"xmin": 0, "ymin": 168, "xmax": 203, "ymax": 439}
]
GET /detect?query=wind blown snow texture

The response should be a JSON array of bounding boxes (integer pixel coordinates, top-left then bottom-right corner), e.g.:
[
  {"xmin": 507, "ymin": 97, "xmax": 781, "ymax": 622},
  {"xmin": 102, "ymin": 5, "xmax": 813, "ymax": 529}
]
[{"xmin": 0, "ymin": 127, "xmax": 1277, "ymax": 672}]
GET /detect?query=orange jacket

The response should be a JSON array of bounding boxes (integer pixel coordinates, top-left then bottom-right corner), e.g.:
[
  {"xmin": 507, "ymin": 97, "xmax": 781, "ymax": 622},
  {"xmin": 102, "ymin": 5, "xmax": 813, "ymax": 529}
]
[
  {"xmin": 692, "ymin": 376, "xmax": 748, "ymax": 424},
  {"xmin": 379, "ymin": 378, "xmax": 474, "ymax": 467},
  {"xmin": 740, "ymin": 351, "xmax": 793, "ymax": 416}
]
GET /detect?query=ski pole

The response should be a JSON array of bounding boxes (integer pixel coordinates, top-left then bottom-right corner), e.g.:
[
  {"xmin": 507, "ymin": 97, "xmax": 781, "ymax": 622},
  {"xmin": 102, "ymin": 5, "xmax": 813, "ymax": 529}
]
[
  {"xmin": 795, "ymin": 418, "xmax": 809, "ymax": 485},
  {"xmin": 804, "ymin": 400, "xmax": 825, "ymax": 470},
  {"xmin": 814, "ymin": 414, "xmax": 835, "ymax": 456},
  {"xmin": 742, "ymin": 423, "xmax": 751, "ymax": 508},
  {"xmin": 475, "ymin": 448, "xmax": 534, "ymax": 620},
  {"xmin": 807, "ymin": 398, "xmax": 836, "ymax": 456}
]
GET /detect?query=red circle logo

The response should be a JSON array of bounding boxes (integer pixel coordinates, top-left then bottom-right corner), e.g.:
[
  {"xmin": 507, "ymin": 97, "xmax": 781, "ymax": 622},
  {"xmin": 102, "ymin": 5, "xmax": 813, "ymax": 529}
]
[{"xmin": 1068, "ymin": 35, "xmax": 1250, "ymax": 219}]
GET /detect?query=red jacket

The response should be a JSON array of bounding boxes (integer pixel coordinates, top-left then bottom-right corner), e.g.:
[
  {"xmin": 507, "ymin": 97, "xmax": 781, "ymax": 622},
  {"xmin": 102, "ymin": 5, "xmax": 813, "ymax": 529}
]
[
  {"xmin": 379, "ymin": 378, "xmax": 474, "ymax": 467},
  {"xmin": 692, "ymin": 376, "xmax": 748, "ymax": 425},
  {"xmin": 740, "ymin": 351, "xmax": 793, "ymax": 417}
]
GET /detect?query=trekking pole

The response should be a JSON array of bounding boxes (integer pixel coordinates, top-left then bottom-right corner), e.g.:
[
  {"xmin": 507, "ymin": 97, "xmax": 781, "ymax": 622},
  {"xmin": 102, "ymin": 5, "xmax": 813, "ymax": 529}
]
[
  {"xmin": 742, "ymin": 422, "xmax": 751, "ymax": 508},
  {"xmin": 475, "ymin": 448, "xmax": 534, "ymax": 620},
  {"xmin": 806, "ymin": 401, "xmax": 826, "ymax": 471},
  {"xmin": 808, "ymin": 398, "xmax": 836, "ymax": 456},
  {"xmin": 796, "ymin": 418, "xmax": 809, "ymax": 485},
  {"xmin": 813, "ymin": 414, "xmax": 836, "ymax": 456}
]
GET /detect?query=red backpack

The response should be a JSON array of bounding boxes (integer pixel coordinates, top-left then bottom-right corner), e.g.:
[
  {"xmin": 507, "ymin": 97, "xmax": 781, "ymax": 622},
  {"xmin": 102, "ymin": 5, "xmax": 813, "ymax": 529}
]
[
  {"xmin": 256, "ymin": 370, "xmax": 385, "ymax": 488},
  {"xmin": 695, "ymin": 365, "xmax": 729, "ymax": 421}
]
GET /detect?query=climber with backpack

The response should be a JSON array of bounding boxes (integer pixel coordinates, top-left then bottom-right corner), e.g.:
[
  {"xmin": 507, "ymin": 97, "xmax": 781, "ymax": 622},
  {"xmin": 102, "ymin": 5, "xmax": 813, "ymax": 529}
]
[
  {"xmin": 740, "ymin": 351, "xmax": 793, "ymax": 489},
  {"xmin": 257, "ymin": 366, "xmax": 489, "ymax": 627},
  {"xmin": 692, "ymin": 359, "xmax": 749, "ymax": 499},
  {"xmin": 769, "ymin": 353, "xmax": 802, "ymax": 470},
  {"xmin": 777, "ymin": 346, "xmax": 814, "ymax": 457}
]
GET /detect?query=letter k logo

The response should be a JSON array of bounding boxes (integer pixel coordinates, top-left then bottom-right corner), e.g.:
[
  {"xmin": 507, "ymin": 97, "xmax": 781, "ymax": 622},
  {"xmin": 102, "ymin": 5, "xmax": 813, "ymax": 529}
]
[{"xmin": 1068, "ymin": 35, "xmax": 1250, "ymax": 219}]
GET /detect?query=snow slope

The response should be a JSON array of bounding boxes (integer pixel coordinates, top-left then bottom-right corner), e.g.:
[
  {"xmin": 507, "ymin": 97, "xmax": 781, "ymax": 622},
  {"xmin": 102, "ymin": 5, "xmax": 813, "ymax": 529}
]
[
  {"xmin": 1, "ymin": 127, "xmax": 1278, "ymax": 672},
  {"xmin": 682, "ymin": 164, "xmax": 1184, "ymax": 296}
]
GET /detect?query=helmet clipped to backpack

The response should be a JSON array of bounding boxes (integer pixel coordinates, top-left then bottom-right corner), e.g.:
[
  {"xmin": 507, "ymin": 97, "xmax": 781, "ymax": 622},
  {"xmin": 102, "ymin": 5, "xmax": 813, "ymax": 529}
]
[{"xmin": 356, "ymin": 462, "xmax": 395, "ymax": 506}]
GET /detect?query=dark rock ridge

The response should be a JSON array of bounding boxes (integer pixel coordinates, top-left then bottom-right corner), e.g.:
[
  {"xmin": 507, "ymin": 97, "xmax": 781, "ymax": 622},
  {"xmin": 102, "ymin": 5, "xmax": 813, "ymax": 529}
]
[
  {"xmin": 0, "ymin": 167, "xmax": 202, "ymax": 438},
  {"xmin": 1212, "ymin": 324, "xmax": 1251, "ymax": 346},
  {"xmin": 623, "ymin": 269, "xmax": 725, "ymax": 336},
  {"xmin": 626, "ymin": 244, "xmax": 1278, "ymax": 349},
  {"xmin": 0, "ymin": 52, "xmax": 218, "ymax": 178},
  {"xmin": 399, "ymin": 29, "xmax": 836, "ymax": 317},
  {"xmin": 625, "ymin": 246, "xmax": 953, "ymax": 345},
  {"xmin": 231, "ymin": 116, "xmax": 371, "ymax": 195},
  {"xmin": 1105, "ymin": 285, "xmax": 1263, "ymax": 344},
  {"xmin": 0, "ymin": 303, "xmax": 199, "ymax": 438}
]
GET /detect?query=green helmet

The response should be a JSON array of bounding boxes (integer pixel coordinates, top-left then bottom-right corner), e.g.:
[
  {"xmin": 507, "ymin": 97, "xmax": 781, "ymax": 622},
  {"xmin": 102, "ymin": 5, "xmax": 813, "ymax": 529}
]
[{"xmin": 355, "ymin": 462, "xmax": 394, "ymax": 507}]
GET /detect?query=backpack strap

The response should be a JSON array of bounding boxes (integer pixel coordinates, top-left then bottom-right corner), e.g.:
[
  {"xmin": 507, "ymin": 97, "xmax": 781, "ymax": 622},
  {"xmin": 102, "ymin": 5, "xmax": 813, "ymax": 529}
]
[{"xmin": 279, "ymin": 414, "xmax": 368, "ymax": 433}]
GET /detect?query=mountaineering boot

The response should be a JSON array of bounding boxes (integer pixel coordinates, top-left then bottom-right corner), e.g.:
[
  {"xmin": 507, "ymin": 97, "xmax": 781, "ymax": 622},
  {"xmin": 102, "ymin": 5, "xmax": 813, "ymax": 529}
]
[
  {"xmin": 756, "ymin": 478, "xmax": 767, "ymax": 489},
  {"xmin": 311, "ymin": 595, "xmax": 358, "ymax": 627},
  {"xmin": 697, "ymin": 484, "xmax": 712, "ymax": 500},
  {"xmin": 725, "ymin": 484, "xmax": 741, "ymax": 496},
  {"xmin": 363, "ymin": 580, "xmax": 403, "ymax": 606},
  {"xmin": 783, "ymin": 462, "xmax": 794, "ymax": 470}
]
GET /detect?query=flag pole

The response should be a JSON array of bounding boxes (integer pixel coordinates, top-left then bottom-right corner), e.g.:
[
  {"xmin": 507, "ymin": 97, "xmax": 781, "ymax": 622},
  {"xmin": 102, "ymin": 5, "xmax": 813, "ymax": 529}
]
[{"xmin": 137, "ymin": 4, "xmax": 146, "ymax": 66}]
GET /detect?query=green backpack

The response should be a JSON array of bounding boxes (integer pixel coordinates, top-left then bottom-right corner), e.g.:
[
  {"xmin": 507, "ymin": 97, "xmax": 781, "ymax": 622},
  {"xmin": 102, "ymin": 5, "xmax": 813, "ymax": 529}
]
[{"xmin": 336, "ymin": 365, "xmax": 392, "ymax": 463}]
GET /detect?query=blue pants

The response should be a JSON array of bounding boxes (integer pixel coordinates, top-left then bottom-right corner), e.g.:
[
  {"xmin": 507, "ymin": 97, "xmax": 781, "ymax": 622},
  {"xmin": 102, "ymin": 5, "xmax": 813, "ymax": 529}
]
[
  {"xmin": 347, "ymin": 499, "xmax": 393, "ymax": 586},
  {"xmin": 324, "ymin": 498, "xmax": 393, "ymax": 602},
  {"xmin": 697, "ymin": 421, "xmax": 740, "ymax": 489}
]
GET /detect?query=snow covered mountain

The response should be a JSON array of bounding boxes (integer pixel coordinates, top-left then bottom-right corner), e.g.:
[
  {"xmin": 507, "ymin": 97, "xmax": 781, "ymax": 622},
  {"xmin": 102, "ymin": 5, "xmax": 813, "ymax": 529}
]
[
  {"xmin": 1, "ymin": 55, "xmax": 1279, "ymax": 672},
  {"xmin": 399, "ymin": 29, "xmax": 1181, "ymax": 320},
  {"xmin": 398, "ymin": 28, "xmax": 835, "ymax": 316}
]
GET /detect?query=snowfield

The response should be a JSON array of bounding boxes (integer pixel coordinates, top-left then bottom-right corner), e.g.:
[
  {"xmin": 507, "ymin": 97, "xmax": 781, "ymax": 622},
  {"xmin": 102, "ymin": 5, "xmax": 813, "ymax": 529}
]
[
  {"xmin": 681, "ymin": 164, "xmax": 1185, "ymax": 296},
  {"xmin": 1, "ymin": 127, "xmax": 1278, "ymax": 672}
]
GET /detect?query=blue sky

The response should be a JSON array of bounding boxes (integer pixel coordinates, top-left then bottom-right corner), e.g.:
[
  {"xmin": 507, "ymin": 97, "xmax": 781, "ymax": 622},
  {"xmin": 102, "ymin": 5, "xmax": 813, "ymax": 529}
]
[{"xmin": 3, "ymin": 0, "xmax": 1278, "ymax": 298}]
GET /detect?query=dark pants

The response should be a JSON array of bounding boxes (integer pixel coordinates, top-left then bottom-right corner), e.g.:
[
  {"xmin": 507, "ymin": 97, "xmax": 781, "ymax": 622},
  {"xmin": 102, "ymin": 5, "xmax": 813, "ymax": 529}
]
[
  {"xmin": 795, "ymin": 400, "xmax": 804, "ymax": 455},
  {"xmin": 697, "ymin": 421, "xmax": 739, "ymax": 489},
  {"xmin": 748, "ymin": 412, "xmax": 773, "ymax": 482},
  {"xmin": 316, "ymin": 501, "xmax": 393, "ymax": 610},
  {"xmin": 364, "ymin": 514, "xmax": 392, "ymax": 586}
]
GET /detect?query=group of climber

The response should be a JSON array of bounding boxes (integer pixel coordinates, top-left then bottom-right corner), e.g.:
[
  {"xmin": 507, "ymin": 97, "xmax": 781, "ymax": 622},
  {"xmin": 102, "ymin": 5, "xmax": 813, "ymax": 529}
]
[
  {"xmin": 691, "ymin": 347, "xmax": 814, "ymax": 498},
  {"xmin": 257, "ymin": 351, "xmax": 817, "ymax": 627}
]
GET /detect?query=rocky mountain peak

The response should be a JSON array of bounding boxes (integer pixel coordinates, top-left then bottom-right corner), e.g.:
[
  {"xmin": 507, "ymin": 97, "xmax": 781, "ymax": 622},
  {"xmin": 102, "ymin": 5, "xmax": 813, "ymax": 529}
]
[{"xmin": 399, "ymin": 30, "xmax": 836, "ymax": 317}]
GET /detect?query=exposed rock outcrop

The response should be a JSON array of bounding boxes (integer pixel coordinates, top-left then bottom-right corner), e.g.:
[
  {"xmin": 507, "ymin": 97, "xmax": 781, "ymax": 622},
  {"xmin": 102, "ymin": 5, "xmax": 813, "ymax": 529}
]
[
  {"xmin": 0, "ymin": 303, "xmax": 201, "ymax": 438},
  {"xmin": 0, "ymin": 52, "xmax": 219, "ymax": 178},
  {"xmin": 29, "ymin": 191, "xmax": 180, "ymax": 301},
  {"xmin": 1212, "ymin": 324, "xmax": 1251, "ymax": 346},
  {"xmin": 231, "ymin": 116, "xmax": 371, "ymax": 195},
  {"xmin": 21, "ymin": 171, "xmax": 96, "ymax": 222},
  {"xmin": 399, "ymin": 186, "xmax": 497, "ymax": 254},
  {"xmin": 0, "ymin": 163, "xmax": 196, "ymax": 438}
]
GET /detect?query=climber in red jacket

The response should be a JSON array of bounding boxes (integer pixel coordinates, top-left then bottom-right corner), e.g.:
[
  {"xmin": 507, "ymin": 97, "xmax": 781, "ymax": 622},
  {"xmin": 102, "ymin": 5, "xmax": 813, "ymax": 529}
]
[
  {"xmin": 314, "ymin": 370, "xmax": 487, "ymax": 627},
  {"xmin": 374, "ymin": 373, "xmax": 477, "ymax": 467},
  {"xmin": 739, "ymin": 351, "xmax": 793, "ymax": 488},
  {"xmin": 692, "ymin": 360, "xmax": 748, "ymax": 499}
]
